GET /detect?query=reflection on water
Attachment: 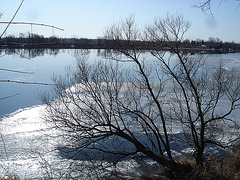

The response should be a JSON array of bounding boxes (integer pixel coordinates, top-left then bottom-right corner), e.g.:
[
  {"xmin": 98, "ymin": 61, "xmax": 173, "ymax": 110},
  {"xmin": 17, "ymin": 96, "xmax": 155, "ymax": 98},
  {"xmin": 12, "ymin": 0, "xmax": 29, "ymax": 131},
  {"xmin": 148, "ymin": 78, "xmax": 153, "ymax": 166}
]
[
  {"xmin": 0, "ymin": 48, "xmax": 92, "ymax": 59},
  {"xmin": 0, "ymin": 49, "xmax": 240, "ymax": 117},
  {"xmin": 0, "ymin": 48, "xmax": 60, "ymax": 59},
  {"xmin": 0, "ymin": 49, "xmax": 92, "ymax": 117}
]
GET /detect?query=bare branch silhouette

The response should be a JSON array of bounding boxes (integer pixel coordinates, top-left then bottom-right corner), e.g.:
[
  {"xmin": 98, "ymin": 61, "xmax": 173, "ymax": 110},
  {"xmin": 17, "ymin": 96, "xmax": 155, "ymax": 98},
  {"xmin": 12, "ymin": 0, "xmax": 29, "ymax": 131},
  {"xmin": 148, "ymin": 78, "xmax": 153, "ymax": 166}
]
[
  {"xmin": 0, "ymin": 93, "xmax": 20, "ymax": 100},
  {"xmin": 43, "ymin": 15, "xmax": 240, "ymax": 176},
  {"xmin": 0, "ymin": 68, "xmax": 34, "ymax": 74},
  {"xmin": 0, "ymin": 80, "xmax": 54, "ymax": 86},
  {"xmin": 194, "ymin": 0, "xmax": 240, "ymax": 14},
  {"xmin": 0, "ymin": 0, "xmax": 25, "ymax": 39},
  {"xmin": 0, "ymin": 21, "xmax": 64, "ymax": 32}
]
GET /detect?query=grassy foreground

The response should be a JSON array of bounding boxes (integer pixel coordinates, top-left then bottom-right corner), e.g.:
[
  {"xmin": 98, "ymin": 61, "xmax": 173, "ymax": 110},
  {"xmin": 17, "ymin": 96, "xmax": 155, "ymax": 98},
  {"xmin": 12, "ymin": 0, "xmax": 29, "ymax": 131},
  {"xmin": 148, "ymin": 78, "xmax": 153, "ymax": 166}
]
[{"xmin": 134, "ymin": 142, "xmax": 240, "ymax": 180}]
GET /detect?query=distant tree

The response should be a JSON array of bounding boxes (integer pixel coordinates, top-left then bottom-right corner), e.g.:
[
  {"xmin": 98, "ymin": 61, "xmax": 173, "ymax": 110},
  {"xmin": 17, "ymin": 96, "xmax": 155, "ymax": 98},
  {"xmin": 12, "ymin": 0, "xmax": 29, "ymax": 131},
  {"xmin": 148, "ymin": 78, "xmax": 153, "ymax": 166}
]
[
  {"xmin": 43, "ymin": 15, "xmax": 240, "ymax": 177},
  {"xmin": 208, "ymin": 37, "xmax": 216, "ymax": 43},
  {"xmin": 206, "ymin": 37, "xmax": 224, "ymax": 49},
  {"xmin": 183, "ymin": 39, "xmax": 191, "ymax": 46},
  {"xmin": 48, "ymin": 35, "xmax": 59, "ymax": 43},
  {"xmin": 215, "ymin": 37, "xmax": 222, "ymax": 43}
]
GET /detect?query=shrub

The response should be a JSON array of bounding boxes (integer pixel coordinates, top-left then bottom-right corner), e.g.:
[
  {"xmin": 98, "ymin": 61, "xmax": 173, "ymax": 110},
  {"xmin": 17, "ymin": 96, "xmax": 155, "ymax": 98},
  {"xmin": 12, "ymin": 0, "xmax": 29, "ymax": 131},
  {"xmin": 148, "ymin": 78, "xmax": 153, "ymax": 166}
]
[
  {"xmin": 235, "ymin": 141, "xmax": 240, "ymax": 168},
  {"xmin": 155, "ymin": 153, "xmax": 240, "ymax": 180}
]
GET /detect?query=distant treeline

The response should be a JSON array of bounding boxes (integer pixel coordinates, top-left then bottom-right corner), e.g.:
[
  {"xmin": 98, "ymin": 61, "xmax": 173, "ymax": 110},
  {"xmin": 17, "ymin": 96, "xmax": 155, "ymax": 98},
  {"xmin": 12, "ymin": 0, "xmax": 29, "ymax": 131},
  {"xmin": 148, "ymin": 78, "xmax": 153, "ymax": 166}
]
[{"xmin": 1, "ymin": 33, "xmax": 240, "ymax": 53}]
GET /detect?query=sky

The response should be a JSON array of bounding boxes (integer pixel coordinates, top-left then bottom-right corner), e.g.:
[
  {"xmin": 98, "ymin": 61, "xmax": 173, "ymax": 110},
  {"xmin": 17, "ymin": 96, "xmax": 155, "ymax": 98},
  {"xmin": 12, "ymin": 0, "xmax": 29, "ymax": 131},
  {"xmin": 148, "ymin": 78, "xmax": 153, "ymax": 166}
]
[{"xmin": 0, "ymin": 0, "xmax": 240, "ymax": 42}]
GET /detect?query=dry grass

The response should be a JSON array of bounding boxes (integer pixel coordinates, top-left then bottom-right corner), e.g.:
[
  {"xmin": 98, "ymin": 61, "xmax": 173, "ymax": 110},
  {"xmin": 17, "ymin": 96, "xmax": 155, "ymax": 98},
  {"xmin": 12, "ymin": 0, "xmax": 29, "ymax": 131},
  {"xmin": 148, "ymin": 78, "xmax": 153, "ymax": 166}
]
[
  {"xmin": 134, "ymin": 144, "xmax": 240, "ymax": 180},
  {"xmin": 170, "ymin": 153, "xmax": 240, "ymax": 180},
  {"xmin": 0, "ymin": 175, "xmax": 20, "ymax": 180},
  {"xmin": 192, "ymin": 154, "xmax": 237, "ymax": 180},
  {"xmin": 235, "ymin": 141, "xmax": 240, "ymax": 168}
]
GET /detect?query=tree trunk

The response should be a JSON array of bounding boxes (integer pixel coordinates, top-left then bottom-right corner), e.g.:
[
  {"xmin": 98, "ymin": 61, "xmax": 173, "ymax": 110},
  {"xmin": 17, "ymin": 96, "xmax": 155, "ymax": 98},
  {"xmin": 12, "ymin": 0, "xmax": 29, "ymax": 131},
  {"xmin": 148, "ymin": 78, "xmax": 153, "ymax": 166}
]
[{"xmin": 196, "ymin": 148, "xmax": 204, "ymax": 166}]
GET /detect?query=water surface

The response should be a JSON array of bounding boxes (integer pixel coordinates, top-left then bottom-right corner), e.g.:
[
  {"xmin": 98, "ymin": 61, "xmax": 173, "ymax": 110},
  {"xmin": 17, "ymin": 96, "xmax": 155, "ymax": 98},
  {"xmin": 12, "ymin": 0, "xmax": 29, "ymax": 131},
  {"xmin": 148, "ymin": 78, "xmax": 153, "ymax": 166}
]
[
  {"xmin": 0, "ymin": 50, "xmax": 239, "ymax": 117},
  {"xmin": 0, "ymin": 49, "xmax": 239, "ymax": 178}
]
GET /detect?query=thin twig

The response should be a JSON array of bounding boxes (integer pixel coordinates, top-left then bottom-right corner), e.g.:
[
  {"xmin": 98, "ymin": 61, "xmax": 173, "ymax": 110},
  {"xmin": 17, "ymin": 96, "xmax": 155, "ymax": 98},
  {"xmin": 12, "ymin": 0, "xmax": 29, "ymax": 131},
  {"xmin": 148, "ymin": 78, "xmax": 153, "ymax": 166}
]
[
  {"xmin": 0, "ymin": 80, "xmax": 55, "ymax": 85},
  {"xmin": 11, "ymin": 50, "xmax": 31, "ymax": 60},
  {"xmin": 0, "ymin": 21, "xmax": 64, "ymax": 31},
  {"xmin": 0, "ymin": 53, "xmax": 6, "ymax": 58},
  {"xmin": 0, "ymin": 0, "xmax": 25, "ymax": 39},
  {"xmin": 0, "ymin": 68, "xmax": 35, "ymax": 74},
  {"xmin": 0, "ymin": 93, "xmax": 20, "ymax": 100},
  {"xmin": 0, "ymin": 133, "xmax": 9, "ymax": 161}
]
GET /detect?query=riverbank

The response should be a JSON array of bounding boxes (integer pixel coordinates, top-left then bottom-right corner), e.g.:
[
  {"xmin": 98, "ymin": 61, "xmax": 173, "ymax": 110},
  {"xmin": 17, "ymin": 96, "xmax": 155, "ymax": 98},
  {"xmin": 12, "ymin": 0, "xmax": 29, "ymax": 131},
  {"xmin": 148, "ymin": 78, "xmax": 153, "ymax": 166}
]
[{"xmin": 1, "ymin": 36, "xmax": 240, "ymax": 54}]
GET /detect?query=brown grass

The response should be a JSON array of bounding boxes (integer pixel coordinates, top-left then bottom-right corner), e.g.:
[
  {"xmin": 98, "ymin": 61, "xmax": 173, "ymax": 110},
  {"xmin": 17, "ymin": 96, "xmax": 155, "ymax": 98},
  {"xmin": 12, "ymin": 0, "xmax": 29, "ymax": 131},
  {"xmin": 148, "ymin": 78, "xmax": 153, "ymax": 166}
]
[
  {"xmin": 0, "ymin": 174, "xmax": 20, "ymax": 180},
  {"xmin": 235, "ymin": 141, "xmax": 240, "ymax": 168},
  {"xmin": 134, "ymin": 146, "xmax": 240, "ymax": 180}
]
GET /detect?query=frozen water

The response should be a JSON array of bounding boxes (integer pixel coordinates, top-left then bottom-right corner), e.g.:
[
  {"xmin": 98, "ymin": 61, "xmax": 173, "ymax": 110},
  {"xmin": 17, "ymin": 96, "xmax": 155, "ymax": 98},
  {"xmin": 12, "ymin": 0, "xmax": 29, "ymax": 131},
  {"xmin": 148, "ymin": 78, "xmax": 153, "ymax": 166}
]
[{"xmin": 0, "ymin": 52, "xmax": 240, "ymax": 178}]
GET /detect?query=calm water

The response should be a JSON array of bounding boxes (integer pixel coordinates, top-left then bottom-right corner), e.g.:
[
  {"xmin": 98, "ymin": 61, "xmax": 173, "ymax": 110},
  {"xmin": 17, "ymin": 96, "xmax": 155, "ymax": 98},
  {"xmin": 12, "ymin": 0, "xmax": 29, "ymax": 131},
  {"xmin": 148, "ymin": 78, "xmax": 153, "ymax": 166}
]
[
  {"xmin": 0, "ymin": 49, "xmax": 94, "ymax": 117},
  {"xmin": 0, "ymin": 49, "xmax": 240, "ymax": 117}
]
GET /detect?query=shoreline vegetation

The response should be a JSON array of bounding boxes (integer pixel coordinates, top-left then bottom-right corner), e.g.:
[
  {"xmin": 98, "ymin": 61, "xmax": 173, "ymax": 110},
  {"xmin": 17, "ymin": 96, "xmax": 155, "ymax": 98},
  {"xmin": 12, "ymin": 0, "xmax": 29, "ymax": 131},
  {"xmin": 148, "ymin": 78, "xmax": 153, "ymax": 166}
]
[{"xmin": 1, "ymin": 33, "xmax": 240, "ymax": 54}]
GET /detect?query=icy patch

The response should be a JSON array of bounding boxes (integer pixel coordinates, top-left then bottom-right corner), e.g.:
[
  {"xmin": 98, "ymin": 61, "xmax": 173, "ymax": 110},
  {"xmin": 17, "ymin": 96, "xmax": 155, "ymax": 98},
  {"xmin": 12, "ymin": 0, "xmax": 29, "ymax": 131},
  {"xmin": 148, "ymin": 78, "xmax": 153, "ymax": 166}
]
[
  {"xmin": 0, "ymin": 106, "xmax": 159, "ymax": 179},
  {"xmin": 0, "ymin": 105, "xmax": 61, "ymax": 178},
  {"xmin": 1, "ymin": 105, "xmax": 47, "ymax": 135},
  {"xmin": 0, "ymin": 92, "xmax": 239, "ymax": 179}
]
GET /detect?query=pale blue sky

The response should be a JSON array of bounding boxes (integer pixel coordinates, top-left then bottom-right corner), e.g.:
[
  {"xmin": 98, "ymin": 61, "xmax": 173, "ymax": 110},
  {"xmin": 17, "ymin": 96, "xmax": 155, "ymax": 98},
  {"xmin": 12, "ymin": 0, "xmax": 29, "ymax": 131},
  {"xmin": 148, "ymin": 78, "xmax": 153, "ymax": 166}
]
[{"xmin": 0, "ymin": 0, "xmax": 239, "ymax": 42}]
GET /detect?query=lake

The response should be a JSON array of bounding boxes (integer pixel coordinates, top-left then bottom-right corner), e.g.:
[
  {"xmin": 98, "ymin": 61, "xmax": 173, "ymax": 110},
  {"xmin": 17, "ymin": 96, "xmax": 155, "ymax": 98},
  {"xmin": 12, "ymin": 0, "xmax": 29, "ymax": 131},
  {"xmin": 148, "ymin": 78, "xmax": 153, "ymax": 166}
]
[
  {"xmin": 1, "ymin": 49, "xmax": 240, "ymax": 117},
  {"xmin": 0, "ymin": 49, "xmax": 240, "ymax": 178},
  {"xmin": 0, "ymin": 49, "xmax": 98, "ymax": 117}
]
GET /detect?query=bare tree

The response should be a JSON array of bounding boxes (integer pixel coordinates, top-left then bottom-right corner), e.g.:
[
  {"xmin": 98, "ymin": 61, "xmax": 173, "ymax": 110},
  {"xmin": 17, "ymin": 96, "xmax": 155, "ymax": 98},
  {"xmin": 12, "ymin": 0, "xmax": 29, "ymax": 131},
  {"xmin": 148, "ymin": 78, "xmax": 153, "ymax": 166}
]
[{"xmin": 43, "ymin": 15, "xmax": 240, "ymax": 176}]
